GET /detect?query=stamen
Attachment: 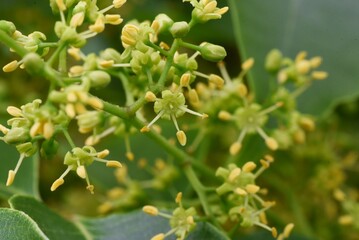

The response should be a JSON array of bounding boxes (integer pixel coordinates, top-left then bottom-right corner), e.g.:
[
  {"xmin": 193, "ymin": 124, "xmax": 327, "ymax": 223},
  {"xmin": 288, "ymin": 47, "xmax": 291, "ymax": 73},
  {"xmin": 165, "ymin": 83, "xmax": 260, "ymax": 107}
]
[
  {"xmin": 178, "ymin": 106, "xmax": 208, "ymax": 119},
  {"xmin": 142, "ymin": 110, "xmax": 165, "ymax": 132},
  {"xmin": 217, "ymin": 61, "xmax": 233, "ymax": 86},
  {"xmin": 258, "ymin": 102, "xmax": 283, "ymax": 116}
]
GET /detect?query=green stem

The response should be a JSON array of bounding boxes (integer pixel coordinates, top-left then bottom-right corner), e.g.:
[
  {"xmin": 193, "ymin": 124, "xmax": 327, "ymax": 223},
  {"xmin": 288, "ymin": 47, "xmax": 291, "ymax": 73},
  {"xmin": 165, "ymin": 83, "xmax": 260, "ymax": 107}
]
[
  {"xmin": 227, "ymin": 0, "xmax": 256, "ymax": 97},
  {"xmin": 62, "ymin": 129, "xmax": 76, "ymax": 149},
  {"xmin": 47, "ymin": 42, "xmax": 67, "ymax": 68},
  {"xmin": 0, "ymin": 29, "xmax": 28, "ymax": 57}
]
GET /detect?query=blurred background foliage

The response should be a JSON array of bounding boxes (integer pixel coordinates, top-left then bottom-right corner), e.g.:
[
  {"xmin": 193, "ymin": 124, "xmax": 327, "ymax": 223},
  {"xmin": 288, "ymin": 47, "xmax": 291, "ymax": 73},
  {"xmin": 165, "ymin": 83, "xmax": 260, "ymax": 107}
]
[{"xmin": 0, "ymin": 0, "xmax": 358, "ymax": 240}]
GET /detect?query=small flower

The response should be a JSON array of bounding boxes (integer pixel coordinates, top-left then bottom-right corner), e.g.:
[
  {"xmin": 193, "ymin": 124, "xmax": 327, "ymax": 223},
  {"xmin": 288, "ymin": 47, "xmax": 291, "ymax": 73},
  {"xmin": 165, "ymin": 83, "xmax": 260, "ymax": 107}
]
[
  {"xmin": 51, "ymin": 146, "xmax": 121, "ymax": 193},
  {"xmin": 141, "ymin": 90, "xmax": 207, "ymax": 146},
  {"xmin": 143, "ymin": 192, "xmax": 197, "ymax": 240},
  {"xmin": 185, "ymin": 0, "xmax": 229, "ymax": 23}
]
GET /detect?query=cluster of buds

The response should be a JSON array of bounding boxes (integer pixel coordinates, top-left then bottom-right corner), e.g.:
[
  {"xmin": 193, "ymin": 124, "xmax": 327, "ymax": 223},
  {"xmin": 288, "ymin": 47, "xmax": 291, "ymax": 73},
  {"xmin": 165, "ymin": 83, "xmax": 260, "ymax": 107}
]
[
  {"xmin": 215, "ymin": 156, "xmax": 279, "ymax": 236},
  {"xmin": 51, "ymin": 146, "xmax": 122, "ymax": 194},
  {"xmin": 0, "ymin": 20, "xmax": 49, "ymax": 73},
  {"xmin": 143, "ymin": 192, "xmax": 197, "ymax": 240},
  {"xmin": 183, "ymin": 0, "xmax": 229, "ymax": 24},
  {"xmin": 0, "ymin": 99, "xmax": 68, "ymax": 186},
  {"xmin": 52, "ymin": 0, "xmax": 125, "ymax": 46}
]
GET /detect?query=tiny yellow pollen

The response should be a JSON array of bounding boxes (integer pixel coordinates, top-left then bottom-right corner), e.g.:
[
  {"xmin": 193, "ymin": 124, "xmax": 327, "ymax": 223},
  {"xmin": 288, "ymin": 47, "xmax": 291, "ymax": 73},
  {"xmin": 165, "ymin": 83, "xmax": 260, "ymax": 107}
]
[
  {"xmin": 145, "ymin": 91, "xmax": 157, "ymax": 102},
  {"xmin": 241, "ymin": 58, "xmax": 254, "ymax": 71},
  {"xmin": 245, "ymin": 184, "xmax": 260, "ymax": 194},
  {"xmin": 3, "ymin": 60, "xmax": 18, "ymax": 72},
  {"xmin": 234, "ymin": 187, "xmax": 247, "ymax": 196},
  {"xmin": 176, "ymin": 192, "xmax": 183, "ymax": 204},
  {"xmin": 176, "ymin": 130, "xmax": 187, "ymax": 146},
  {"xmin": 140, "ymin": 126, "xmax": 150, "ymax": 133},
  {"xmin": 228, "ymin": 167, "xmax": 241, "ymax": 183},
  {"xmin": 76, "ymin": 165, "xmax": 87, "ymax": 179},
  {"xmin": 151, "ymin": 233, "xmax": 165, "ymax": 240},
  {"xmin": 6, "ymin": 170, "xmax": 16, "ymax": 186},
  {"xmin": 51, "ymin": 178, "xmax": 65, "ymax": 191},
  {"xmin": 283, "ymin": 223, "xmax": 295, "ymax": 238},
  {"xmin": 7, "ymin": 106, "xmax": 23, "ymax": 117},
  {"xmin": 87, "ymin": 185, "xmax": 95, "ymax": 194},
  {"xmin": 271, "ymin": 227, "xmax": 278, "ymax": 238},
  {"xmin": 143, "ymin": 205, "xmax": 159, "ymax": 216},
  {"xmin": 97, "ymin": 149, "xmax": 110, "ymax": 159},
  {"xmin": 242, "ymin": 161, "xmax": 256, "ymax": 172},
  {"xmin": 266, "ymin": 137, "xmax": 278, "ymax": 151},
  {"xmin": 106, "ymin": 161, "xmax": 122, "ymax": 168},
  {"xmin": 218, "ymin": 110, "xmax": 232, "ymax": 121},
  {"xmin": 126, "ymin": 152, "xmax": 135, "ymax": 161}
]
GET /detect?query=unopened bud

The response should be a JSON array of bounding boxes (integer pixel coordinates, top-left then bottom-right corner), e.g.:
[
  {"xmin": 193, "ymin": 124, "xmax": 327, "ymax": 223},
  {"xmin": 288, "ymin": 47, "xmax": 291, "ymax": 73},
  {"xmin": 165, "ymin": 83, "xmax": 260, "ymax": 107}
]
[
  {"xmin": 200, "ymin": 43, "xmax": 226, "ymax": 62},
  {"xmin": 176, "ymin": 130, "xmax": 187, "ymax": 146},
  {"xmin": 265, "ymin": 49, "xmax": 282, "ymax": 72},
  {"xmin": 170, "ymin": 21, "xmax": 189, "ymax": 38}
]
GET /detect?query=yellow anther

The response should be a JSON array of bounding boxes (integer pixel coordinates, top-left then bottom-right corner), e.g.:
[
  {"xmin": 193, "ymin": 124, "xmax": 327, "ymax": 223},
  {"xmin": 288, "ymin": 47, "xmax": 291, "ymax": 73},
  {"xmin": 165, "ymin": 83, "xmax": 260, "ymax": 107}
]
[
  {"xmin": 338, "ymin": 215, "xmax": 353, "ymax": 225},
  {"xmin": 229, "ymin": 142, "xmax": 241, "ymax": 155},
  {"xmin": 105, "ymin": 14, "xmax": 123, "ymax": 25},
  {"xmin": 106, "ymin": 161, "xmax": 122, "ymax": 168},
  {"xmin": 0, "ymin": 124, "xmax": 9, "ymax": 134},
  {"xmin": 296, "ymin": 59, "xmax": 311, "ymax": 74},
  {"xmin": 234, "ymin": 187, "xmax": 247, "ymax": 196},
  {"xmin": 333, "ymin": 188, "xmax": 346, "ymax": 201},
  {"xmin": 89, "ymin": 16, "xmax": 105, "ymax": 33},
  {"xmin": 265, "ymin": 137, "xmax": 278, "ymax": 151},
  {"xmin": 86, "ymin": 185, "xmax": 95, "ymax": 194},
  {"xmin": 208, "ymin": 74, "xmax": 224, "ymax": 88},
  {"xmin": 176, "ymin": 192, "xmax": 183, "ymax": 204},
  {"xmin": 151, "ymin": 233, "xmax": 165, "ymax": 240},
  {"xmin": 218, "ymin": 110, "xmax": 232, "ymax": 121},
  {"xmin": 260, "ymin": 159, "xmax": 270, "ymax": 168},
  {"xmin": 143, "ymin": 205, "xmax": 159, "ymax": 216},
  {"xmin": 187, "ymin": 216, "xmax": 194, "ymax": 225},
  {"xmin": 228, "ymin": 167, "xmax": 241, "ymax": 183},
  {"xmin": 76, "ymin": 165, "xmax": 87, "ymax": 179},
  {"xmin": 126, "ymin": 152, "xmax": 134, "ymax": 161},
  {"xmin": 283, "ymin": 223, "xmax": 295, "ymax": 238},
  {"xmin": 277, "ymin": 70, "xmax": 288, "ymax": 84},
  {"xmin": 7, "ymin": 106, "xmax": 23, "ymax": 117},
  {"xmin": 140, "ymin": 126, "xmax": 150, "ymax": 133},
  {"xmin": 113, "ymin": 0, "xmax": 126, "ymax": 8},
  {"xmin": 43, "ymin": 121, "xmax": 55, "ymax": 139},
  {"xmin": 99, "ymin": 60, "xmax": 115, "ymax": 68},
  {"xmin": 87, "ymin": 97, "xmax": 104, "ymax": 109},
  {"xmin": 68, "ymin": 48, "xmax": 82, "ymax": 61},
  {"xmin": 145, "ymin": 91, "xmax": 157, "ymax": 102},
  {"xmin": 3, "ymin": 60, "xmax": 18, "ymax": 72},
  {"xmin": 188, "ymin": 89, "xmax": 200, "ymax": 104},
  {"xmin": 97, "ymin": 149, "xmax": 110, "ymax": 159},
  {"xmin": 70, "ymin": 12, "xmax": 85, "ymax": 27},
  {"xmin": 6, "ymin": 170, "xmax": 16, "ymax": 186},
  {"xmin": 56, "ymin": 0, "xmax": 66, "ymax": 11},
  {"xmin": 299, "ymin": 116, "xmax": 315, "ymax": 131},
  {"xmin": 245, "ymin": 184, "xmax": 260, "ymax": 194},
  {"xmin": 295, "ymin": 51, "xmax": 307, "ymax": 62},
  {"xmin": 237, "ymin": 83, "xmax": 248, "ymax": 97},
  {"xmin": 271, "ymin": 227, "xmax": 278, "ymax": 238},
  {"xmin": 310, "ymin": 56, "xmax": 322, "ymax": 68},
  {"xmin": 311, "ymin": 71, "xmax": 328, "ymax": 80},
  {"xmin": 176, "ymin": 130, "xmax": 187, "ymax": 146},
  {"xmin": 242, "ymin": 161, "xmax": 256, "ymax": 172},
  {"xmin": 50, "ymin": 178, "xmax": 65, "ymax": 191},
  {"xmin": 180, "ymin": 73, "xmax": 191, "ymax": 87},
  {"xmin": 242, "ymin": 58, "xmax": 254, "ymax": 71}
]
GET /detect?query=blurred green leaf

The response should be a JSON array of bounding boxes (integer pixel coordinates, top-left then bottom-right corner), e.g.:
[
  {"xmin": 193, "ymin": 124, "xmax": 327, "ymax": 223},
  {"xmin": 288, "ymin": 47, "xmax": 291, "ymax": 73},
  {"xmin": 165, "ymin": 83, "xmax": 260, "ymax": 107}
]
[
  {"xmin": 9, "ymin": 195, "xmax": 86, "ymax": 240},
  {"xmin": 77, "ymin": 210, "xmax": 229, "ymax": 240},
  {"xmin": 231, "ymin": 0, "xmax": 359, "ymax": 116},
  {"xmin": 0, "ymin": 208, "xmax": 47, "ymax": 240}
]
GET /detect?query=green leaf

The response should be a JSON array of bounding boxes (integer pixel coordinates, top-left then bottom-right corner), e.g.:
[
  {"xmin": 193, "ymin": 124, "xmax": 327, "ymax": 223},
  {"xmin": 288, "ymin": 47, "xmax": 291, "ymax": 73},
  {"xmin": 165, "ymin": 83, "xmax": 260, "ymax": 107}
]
[
  {"xmin": 77, "ymin": 210, "xmax": 229, "ymax": 240},
  {"xmin": 9, "ymin": 195, "xmax": 86, "ymax": 240},
  {"xmin": 230, "ymin": 0, "xmax": 359, "ymax": 116},
  {"xmin": 0, "ymin": 208, "xmax": 48, "ymax": 240},
  {"xmin": 0, "ymin": 143, "xmax": 40, "ymax": 200}
]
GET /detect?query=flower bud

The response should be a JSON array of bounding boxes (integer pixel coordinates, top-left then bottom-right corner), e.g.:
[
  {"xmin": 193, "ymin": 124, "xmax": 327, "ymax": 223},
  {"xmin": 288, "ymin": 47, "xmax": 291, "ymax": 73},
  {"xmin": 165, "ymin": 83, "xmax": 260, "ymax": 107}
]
[
  {"xmin": 86, "ymin": 70, "xmax": 111, "ymax": 88},
  {"xmin": 3, "ymin": 127, "xmax": 30, "ymax": 144},
  {"xmin": 154, "ymin": 13, "xmax": 174, "ymax": 33},
  {"xmin": 199, "ymin": 43, "xmax": 226, "ymax": 62},
  {"xmin": 23, "ymin": 53, "xmax": 45, "ymax": 76},
  {"xmin": 265, "ymin": 49, "xmax": 283, "ymax": 72},
  {"xmin": 170, "ymin": 21, "xmax": 189, "ymax": 38},
  {"xmin": 0, "ymin": 20, "xmax": 16, "ymax": 36}
]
